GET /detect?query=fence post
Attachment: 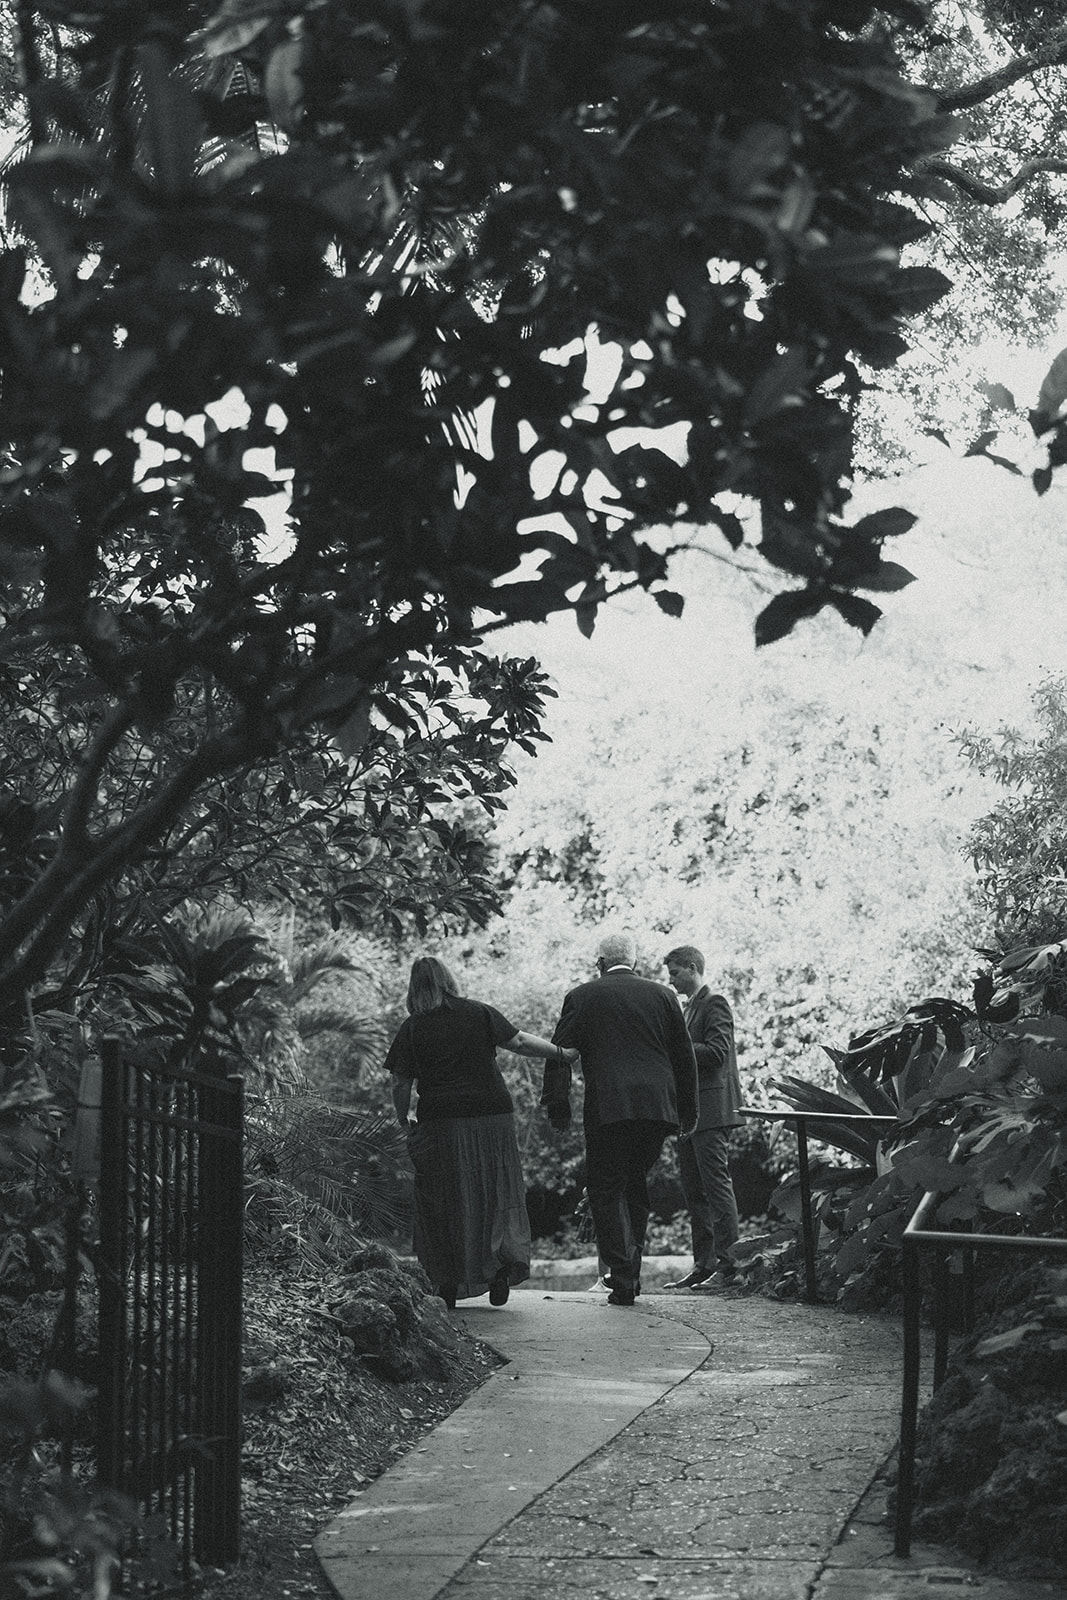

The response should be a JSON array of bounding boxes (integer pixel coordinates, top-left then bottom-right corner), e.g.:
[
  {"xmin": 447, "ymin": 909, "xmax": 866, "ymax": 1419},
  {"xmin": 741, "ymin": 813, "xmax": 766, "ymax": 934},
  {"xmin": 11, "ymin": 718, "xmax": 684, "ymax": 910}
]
[
  {"xmin": 97, "ymin": 1038, "xmax": 128, "ymax": 1491},
  {"xmin": 194, "ymin": 1071, "xmax": 243, "ymax": 1566}
]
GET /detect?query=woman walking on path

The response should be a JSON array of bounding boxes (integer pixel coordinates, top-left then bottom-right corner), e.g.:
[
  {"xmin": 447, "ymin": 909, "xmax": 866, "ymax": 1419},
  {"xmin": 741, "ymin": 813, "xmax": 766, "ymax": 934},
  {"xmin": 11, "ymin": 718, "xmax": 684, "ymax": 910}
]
[{"xmin": 385, "ymin": 955, "xmax": 576, "ymax": 1309}]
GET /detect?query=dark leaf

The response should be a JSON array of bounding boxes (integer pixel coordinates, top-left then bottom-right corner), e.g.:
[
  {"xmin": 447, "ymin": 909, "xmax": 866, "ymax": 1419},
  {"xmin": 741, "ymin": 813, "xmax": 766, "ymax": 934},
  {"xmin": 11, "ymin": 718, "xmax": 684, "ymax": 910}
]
[
  {"xmin": 977, "ymin": 380, "xmax": 1016, "ymax": 413},
  {"xmin": 829, "ymin": 592, "xmax": 882, "ymax": 635},
  {"xmin": 981, "ymin": 452, "xmax": 1022, "ymax": 476},
  {"xmin": 754, "ymin": 588, "xmax": 827, "ymax": 647},
  {"xmin": 1037, "ymin": 348, "xmax": 1067, "ymax": 423},
  {"xmin": 889, "ymin": 264, "xmax": 952, "ymax": 316},
  {"xmin": 850, "ymin": 507, "xmax": 917, "ymax": 541},
  {"xmin": 855, "ymin": 560, "xmax": 915, "ymax": 594}
]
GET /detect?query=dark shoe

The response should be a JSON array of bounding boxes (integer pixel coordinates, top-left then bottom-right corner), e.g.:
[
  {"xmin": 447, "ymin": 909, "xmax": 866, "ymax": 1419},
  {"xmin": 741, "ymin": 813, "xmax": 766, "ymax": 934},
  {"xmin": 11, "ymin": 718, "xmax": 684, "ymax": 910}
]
[
  {"xmin": 488, "ymin": 1269, "xmax": 510, "ymax": 1306},
  {"xmin": 607, "ymin": 1289, "xmax": 636, "ymax": 1306},
  {"xmin": 604, "ymin": 1274, "xmax": 641, "ymax": 1297},
  {"xmin": 692, "ymin": 1266, "xmax": 737, "ymax": 1292},
  {"xmin": 439, "ymin": 1284, "xmax": 457, "ymax": 1310},
  {"xmin": 666, "ymin": 1268, "xmax": 714, "ymax": 1290}
]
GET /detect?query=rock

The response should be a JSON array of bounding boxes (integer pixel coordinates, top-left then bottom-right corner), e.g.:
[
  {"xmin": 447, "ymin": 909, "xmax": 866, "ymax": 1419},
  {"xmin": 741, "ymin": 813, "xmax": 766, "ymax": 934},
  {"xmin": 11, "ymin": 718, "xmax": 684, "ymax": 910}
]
[
  {"xmin": 362, "ymin": 1346, "xmax": 416, "ymax": 1383},
  {"xmin": 399, "ymin": 1259, "xmax": 433, "ymax": 1295},
  {"xmin": 328, "ymin": 1259, "xmax": 469, "ymax": 1383},
  {"xmin": 409, "ymin": 1296, "xmax": 464, "ymax": 1381},
  {"xmin": 244, "ymin": 1364, "xmax": 290, "ymax": 1404},
  {"xmin": 917, "ymin": 1382, "xmax": 1014, "ymax": 1497},
  {"xmin": 334, "ymin": 1267, "xmax": 420, "ymax": 1339},
  {"xmin": 334, "ymin": 1296, "xmax": 398, "ymax": 1357},
  {"xmin": 343, "ymin": 1243, "xmax": 397, "ymax": 1275}
]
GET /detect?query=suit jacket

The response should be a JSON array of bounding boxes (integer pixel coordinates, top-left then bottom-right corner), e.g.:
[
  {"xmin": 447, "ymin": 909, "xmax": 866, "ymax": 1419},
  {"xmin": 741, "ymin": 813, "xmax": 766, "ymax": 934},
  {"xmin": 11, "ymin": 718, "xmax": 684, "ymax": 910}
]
[
  {"xmin": 686, "ymin": 985, "xmax": 743, "ymax": 1131},
  {"xmin": 543, "ymin": 968, "xmax": 698, "ymax": 1134}
]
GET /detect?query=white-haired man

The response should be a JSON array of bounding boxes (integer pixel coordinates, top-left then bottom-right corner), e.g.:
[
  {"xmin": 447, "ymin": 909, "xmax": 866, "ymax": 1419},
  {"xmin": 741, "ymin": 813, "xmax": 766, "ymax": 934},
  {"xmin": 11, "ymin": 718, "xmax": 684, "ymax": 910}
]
[{"xmin": 542, "ymin": 932, "xmax": 698, "ymax": 1306}]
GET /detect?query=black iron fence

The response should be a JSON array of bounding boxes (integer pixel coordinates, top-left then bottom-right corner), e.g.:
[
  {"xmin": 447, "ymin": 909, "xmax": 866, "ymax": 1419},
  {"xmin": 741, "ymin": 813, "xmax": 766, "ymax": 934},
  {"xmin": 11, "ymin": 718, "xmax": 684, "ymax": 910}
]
[{"xmin": 96, "ymin": 1037, "xmax": 243, "ymax": 1570}]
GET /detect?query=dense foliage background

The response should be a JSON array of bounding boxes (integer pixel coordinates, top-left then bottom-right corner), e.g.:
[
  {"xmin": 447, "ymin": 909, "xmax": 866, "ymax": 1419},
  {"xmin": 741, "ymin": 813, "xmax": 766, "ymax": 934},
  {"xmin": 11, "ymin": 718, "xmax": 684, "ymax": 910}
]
[{"xmin": 8, "ymin": 0, "xmax": 1067, "ymax": 1585}]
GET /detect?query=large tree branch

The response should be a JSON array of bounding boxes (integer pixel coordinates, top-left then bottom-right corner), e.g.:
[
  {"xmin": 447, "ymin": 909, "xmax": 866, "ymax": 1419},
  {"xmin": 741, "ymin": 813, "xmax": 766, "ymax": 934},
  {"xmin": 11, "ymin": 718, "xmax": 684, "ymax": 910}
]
[
  {"xmin": 0, "ymin": 704, "xmax": 138, "ymax": 967},
  {"xmin": 918, "ymin": 154, "xmax": 1067, "ymax": 205},
  {"xmin": 936, "ymin": 27, "xmax": 1067, "ymax": 113},
  {"xmin": 0, "ymin": 720, "xmax": 268, "ymax": 1007},
  {"xmin": 65, "ymin": 704, "xmax": 137, "ymax": 852},
  {"xmin": 13, "ymin": 0, "xmax": 45, "ymax": 146}
]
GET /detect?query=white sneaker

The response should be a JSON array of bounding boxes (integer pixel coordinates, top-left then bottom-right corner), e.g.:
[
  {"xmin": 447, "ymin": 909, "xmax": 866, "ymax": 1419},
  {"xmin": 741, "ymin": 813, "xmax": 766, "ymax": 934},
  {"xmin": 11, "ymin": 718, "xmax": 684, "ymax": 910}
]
[{"xmin": 585, "ymin": 1276, "xmax": 610, "ymax": 1293}]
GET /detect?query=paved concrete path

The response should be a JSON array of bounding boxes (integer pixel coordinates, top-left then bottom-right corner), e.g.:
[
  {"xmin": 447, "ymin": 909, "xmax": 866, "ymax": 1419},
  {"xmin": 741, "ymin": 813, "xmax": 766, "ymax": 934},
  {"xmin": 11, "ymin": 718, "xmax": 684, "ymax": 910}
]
[{"xmin": 315, "ymin": 1288, "xmax": 1062, "ymax": 1600}]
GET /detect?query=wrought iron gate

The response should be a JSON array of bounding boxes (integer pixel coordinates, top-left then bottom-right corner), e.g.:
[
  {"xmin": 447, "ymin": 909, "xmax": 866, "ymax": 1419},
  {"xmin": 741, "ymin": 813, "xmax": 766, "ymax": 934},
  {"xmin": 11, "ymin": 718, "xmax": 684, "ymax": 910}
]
[{"xmin": 96, "ymin": 1037, "xmax": 243, "ymax": 1568}]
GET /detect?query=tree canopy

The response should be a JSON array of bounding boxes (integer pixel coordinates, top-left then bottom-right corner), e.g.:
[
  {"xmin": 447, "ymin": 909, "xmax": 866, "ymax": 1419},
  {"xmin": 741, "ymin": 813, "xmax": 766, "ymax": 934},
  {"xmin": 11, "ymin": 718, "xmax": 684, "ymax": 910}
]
[
  {"xmin": 856, "ymin": 3, "xmax": 1067, "ymax": 467},
  {"xmin": 0, "ymin": 0, "xmax": 970, "ymax": 1017}
]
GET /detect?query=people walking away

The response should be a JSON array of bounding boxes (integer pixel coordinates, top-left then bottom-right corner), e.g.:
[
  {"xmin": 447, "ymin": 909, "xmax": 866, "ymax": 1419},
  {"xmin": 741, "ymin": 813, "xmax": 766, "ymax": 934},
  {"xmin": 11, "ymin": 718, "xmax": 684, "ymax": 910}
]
[
  {"xmin": 542, "ymin": 932, "xmax": 698, "ymax": 1307},
  {"xmin": 662, "ymin": 944, "xmax": 743, "ymax": 1291},
  {"xmin": 386, "ymin": 956, "xmax": 577, "ymax": 1310}
]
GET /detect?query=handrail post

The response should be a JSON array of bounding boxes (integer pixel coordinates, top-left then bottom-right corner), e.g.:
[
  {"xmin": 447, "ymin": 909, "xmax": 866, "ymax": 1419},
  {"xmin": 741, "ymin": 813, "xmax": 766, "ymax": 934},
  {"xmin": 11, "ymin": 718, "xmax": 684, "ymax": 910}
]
[
  {"xmin": 740, "ymin": 1108, "xmax": 897, "ymax": 1309},
  {"xmin": 895, "ymin": 1230, "xmax": 922, "ymax": 1557},
  {"xmin": 795, "ymin": 1118, "xmax": 819, "ymax": 1304},
  {"xmin": 963, "ymin": 1244, "xmax": 976, "ymax": 1333},
  {"xmin": 932, "ymin": 1246, "xmax": 950, "ymax": 1392}
]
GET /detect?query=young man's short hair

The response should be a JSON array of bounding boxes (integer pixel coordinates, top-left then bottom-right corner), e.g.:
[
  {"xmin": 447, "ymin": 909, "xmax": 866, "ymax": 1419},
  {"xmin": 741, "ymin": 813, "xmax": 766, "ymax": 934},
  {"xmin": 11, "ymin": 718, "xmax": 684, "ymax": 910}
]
[{"xmin": 664, "ymin": 944, "xmax": 705, "ymax": 974}]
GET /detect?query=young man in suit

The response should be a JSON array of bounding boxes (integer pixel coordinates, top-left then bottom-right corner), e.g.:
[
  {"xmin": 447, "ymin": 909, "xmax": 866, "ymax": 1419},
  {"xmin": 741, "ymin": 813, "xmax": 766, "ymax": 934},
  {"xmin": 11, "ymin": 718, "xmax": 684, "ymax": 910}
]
[
  {"xmin": 542, "ymin": 932, "xmax": 698, "ymax": 1306},
  {"xmin": 663, "ymin": 944, "xmax": 743, "ymax": 1290}
]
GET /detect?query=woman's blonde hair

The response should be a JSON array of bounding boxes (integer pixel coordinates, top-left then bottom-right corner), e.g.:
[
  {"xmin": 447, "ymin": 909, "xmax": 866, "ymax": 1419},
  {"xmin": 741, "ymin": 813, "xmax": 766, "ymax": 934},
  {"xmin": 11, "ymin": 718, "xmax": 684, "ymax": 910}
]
[{"xmin": 406, "ymin": 955, "xmax": 460, "ymax": 1015}]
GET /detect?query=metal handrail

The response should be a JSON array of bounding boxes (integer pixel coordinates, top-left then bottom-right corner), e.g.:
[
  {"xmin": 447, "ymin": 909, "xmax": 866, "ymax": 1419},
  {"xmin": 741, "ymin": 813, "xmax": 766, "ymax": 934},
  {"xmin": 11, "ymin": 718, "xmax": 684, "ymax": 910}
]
[
  {"xmin": 743, "ymin": 1108, "xmax": 1067, "ymax": 1558},
  {"xmin": 741, "ymin": 1108, "xmax": 898, "ymax": 1303},
  {"xmin": 894, "ymin": 1194, "xmax": 1067, "ymax": 1558}
]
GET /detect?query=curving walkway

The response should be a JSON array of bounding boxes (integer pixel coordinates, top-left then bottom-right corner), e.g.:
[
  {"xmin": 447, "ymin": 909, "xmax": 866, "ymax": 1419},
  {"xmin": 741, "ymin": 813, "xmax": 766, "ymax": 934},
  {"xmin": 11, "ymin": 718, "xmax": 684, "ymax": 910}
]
[{"xmin": 315, "ymin": 1286, "xmax": 1061, "ymax": 1600}]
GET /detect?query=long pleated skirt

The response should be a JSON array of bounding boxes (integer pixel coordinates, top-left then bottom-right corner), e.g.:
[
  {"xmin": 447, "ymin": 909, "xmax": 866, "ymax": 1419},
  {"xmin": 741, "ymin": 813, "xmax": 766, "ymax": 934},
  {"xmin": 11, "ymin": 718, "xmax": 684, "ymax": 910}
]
[{"xmin": 407, "ymin": 1111, "xmax": 532, "ymax": 1301}]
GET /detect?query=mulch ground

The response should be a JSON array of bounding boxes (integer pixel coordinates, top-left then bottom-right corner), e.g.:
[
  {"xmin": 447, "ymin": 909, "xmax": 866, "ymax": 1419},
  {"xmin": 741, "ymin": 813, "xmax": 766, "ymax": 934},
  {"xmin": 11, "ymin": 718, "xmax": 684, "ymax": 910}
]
[{"xmin": 196, "ymin": 1264, "xmax": 500, "ymax": 1600}]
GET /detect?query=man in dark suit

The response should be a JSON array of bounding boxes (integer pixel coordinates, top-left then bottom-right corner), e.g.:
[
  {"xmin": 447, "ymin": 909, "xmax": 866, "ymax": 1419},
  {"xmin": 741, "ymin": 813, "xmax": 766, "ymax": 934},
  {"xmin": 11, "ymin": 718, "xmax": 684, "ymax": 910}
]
[
  {"xmin": 663, "ymin": 944, "xmax": 743, "ymax": 1290},
  {"xmin": 542, "ymin": 932, "xmax": 698, "ymax": 1306}
]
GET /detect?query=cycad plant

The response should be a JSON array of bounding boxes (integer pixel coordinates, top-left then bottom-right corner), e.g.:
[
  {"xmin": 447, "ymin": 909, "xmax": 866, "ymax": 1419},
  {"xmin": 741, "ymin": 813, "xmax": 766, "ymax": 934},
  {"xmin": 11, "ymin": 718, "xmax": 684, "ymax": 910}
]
[
  {"xmin": 105, "ymin": 902, "xmax": 407, "ymax": 1260},
  {"xmin": 767, "ymin": 997, "xmax": 975, "ymax": 1263},
  {"xmin": 105, "ymin": 903, "xmax": 293, "ymax": 1078},
  {"xmin": 244, "ymin": 1093, "xmax": 408, "ymax": 1267}
]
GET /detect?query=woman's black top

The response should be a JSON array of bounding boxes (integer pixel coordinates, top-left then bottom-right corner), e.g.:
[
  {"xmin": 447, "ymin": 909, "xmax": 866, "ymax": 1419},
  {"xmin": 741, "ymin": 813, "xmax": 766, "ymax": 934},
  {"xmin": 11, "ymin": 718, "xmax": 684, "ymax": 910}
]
[{"xmin": 384, "ymin": 994, "xmax": 518, "ymax": 1120}]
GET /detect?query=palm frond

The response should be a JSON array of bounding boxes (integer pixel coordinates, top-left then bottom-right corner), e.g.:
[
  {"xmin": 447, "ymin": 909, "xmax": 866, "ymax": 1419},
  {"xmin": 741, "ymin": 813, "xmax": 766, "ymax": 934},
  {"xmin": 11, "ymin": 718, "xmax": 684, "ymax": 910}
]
[
  {"xmin": 245, "ymin": 1091, "xmax": 410, "ymax": 1242},
  {"xmin": 290, "ymin": 935, "xmax": 375, "ymax": 986},
  {"xmin": 295, "ymin": 1005, "xmax": 384, "ymax": 1047}
]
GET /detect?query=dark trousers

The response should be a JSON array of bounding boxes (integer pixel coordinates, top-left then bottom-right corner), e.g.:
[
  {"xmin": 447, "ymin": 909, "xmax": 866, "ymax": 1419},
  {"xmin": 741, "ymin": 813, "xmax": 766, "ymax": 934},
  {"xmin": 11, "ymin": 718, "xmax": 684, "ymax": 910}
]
[
  {"xmin": 678, "ymin": 1124, "xmax": 740, "ymax": 1272},
  {"xmin": 585, "ymin": 1118, "xmax": 671, "ymax": 1293}
]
